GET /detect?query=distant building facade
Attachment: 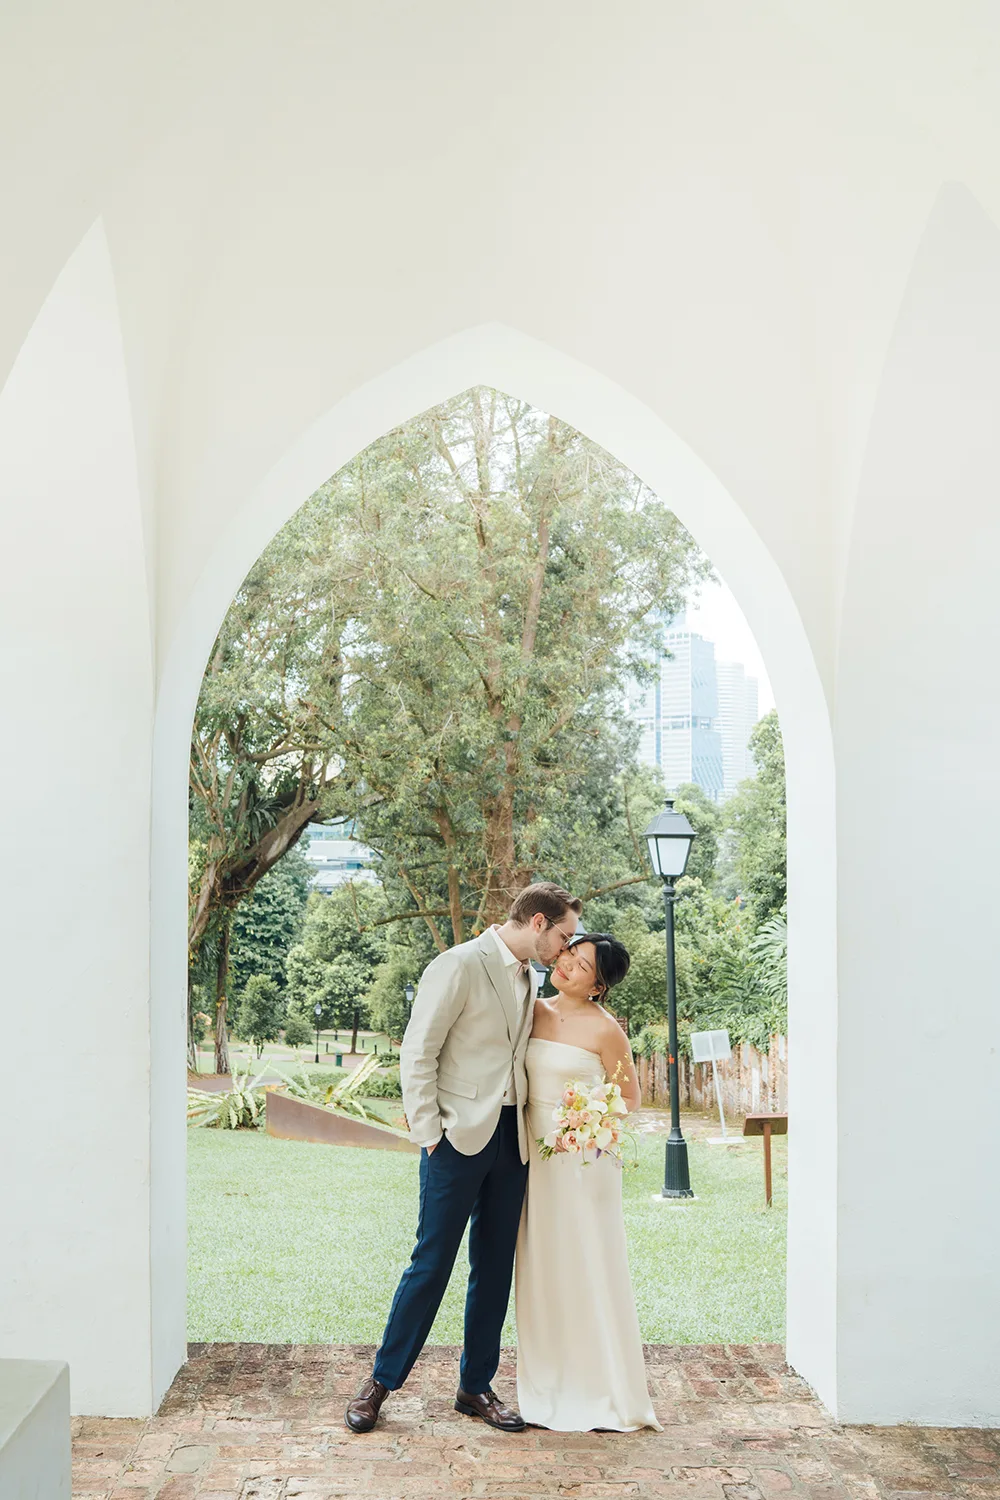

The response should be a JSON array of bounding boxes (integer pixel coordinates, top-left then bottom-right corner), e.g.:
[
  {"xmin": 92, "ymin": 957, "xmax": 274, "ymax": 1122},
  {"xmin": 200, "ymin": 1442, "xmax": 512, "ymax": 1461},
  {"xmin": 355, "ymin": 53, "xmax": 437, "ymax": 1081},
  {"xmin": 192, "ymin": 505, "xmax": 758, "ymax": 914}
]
[
  {"xmin": 304, "ymin": 821, "xmax": 376, "ymax": 892},
  {"xmin": 628, "ymin": 615, "xmax": 760, "ymax": 803},
  {"xmin": 716, "ymin": 660, "xmax": 760, "ymax": 800},
  {"xmin": 628, "ymin": 617, "xmax": 725, "ymax": 801}
]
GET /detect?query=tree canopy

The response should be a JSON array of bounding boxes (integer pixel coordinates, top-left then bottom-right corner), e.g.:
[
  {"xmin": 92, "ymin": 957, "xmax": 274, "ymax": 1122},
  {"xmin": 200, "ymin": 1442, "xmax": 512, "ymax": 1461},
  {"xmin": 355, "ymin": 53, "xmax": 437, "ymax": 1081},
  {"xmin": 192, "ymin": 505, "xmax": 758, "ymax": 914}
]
[
  {"xmin": 191, "ymin": 386, "xmax": 711, "ymax": 968},
  {"xmin": 723, "ymin": 710, "xmax": 786, "ymax": 922},
  {"xmin": 284, "ymin": 884, "xmax": 389, "ymax": 1031},
  {"xmin": 230, "ymin": 842, "xmax": 312, "ymax": 995}
]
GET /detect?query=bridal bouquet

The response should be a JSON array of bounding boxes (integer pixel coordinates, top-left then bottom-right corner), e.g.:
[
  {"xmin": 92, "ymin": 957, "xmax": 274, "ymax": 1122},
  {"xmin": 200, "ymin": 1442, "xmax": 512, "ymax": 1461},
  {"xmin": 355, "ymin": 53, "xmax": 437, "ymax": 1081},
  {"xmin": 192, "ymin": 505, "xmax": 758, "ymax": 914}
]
[{"xmin": 536, "ymin": 1075, "xmax": 633, "ymax": 1165}]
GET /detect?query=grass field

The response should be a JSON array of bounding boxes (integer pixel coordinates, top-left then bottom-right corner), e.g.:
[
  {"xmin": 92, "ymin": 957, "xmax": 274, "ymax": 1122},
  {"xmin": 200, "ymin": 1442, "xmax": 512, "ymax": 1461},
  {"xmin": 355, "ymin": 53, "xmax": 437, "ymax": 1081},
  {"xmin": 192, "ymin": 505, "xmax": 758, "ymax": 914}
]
[
  {"xmin": 191, "ymin": 1031, "xmax": 395, "ymax": 1075},
  {"xmin": 188, "ymin": 1118, "xmax": 786, "ymax": 1346}
]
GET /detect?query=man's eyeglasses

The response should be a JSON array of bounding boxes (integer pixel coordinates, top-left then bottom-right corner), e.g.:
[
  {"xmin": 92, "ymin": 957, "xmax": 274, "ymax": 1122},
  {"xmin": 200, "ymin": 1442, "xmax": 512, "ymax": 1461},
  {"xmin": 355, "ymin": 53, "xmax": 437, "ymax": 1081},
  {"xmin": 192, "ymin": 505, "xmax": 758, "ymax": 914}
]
[{"xmin": 546, "ymin": 919, "xmax": 576, "ymax": 948}]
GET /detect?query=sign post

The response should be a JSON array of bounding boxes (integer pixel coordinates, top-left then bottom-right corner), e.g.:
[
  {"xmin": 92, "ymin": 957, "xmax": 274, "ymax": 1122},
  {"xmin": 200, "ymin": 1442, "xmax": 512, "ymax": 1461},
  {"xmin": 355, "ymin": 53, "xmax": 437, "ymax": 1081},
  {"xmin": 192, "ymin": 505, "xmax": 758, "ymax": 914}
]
[
  {"xmin": 690, "ymin": 1028, "xmax": 732, "ymax": 1143},
  {"xmin": 742, "ymin": 1112, "xmax": 788, "ymax": 1206}
]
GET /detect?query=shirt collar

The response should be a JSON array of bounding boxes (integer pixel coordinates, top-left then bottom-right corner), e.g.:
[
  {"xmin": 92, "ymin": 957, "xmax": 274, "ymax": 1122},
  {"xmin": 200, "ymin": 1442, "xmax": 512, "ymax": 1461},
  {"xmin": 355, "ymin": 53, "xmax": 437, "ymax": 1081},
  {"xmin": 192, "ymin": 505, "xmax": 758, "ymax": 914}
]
[{"xmin": 489, "ymin": 924, "xmax": 520, "ymax": 968}]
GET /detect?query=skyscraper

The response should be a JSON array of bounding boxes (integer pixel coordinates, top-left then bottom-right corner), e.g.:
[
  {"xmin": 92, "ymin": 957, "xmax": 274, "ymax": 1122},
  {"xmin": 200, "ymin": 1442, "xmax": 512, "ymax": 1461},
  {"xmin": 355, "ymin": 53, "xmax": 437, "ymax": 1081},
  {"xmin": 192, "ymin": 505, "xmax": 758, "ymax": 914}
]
[
  {"xmin": 716, "ymin": 661, "xmax": 760, "ymax": 799},
  {"xmin": 628, "ymin": 616, "xmax": 725, "ymax": 801}
]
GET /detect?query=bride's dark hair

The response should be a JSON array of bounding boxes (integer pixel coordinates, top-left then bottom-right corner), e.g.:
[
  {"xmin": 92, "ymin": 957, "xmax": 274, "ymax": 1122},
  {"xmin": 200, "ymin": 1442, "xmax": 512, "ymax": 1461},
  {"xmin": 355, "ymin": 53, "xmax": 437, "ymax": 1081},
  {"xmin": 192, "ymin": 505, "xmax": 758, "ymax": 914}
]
[{"xmin": 567, "ymin": 932, "xmax": 630, "ymax": 1000}]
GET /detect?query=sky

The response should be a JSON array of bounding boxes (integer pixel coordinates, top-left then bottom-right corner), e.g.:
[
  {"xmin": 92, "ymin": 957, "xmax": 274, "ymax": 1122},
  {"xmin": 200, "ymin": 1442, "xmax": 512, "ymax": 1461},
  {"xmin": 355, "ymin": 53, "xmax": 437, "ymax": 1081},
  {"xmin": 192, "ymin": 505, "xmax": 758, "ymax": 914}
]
[{"xmin": 684, "ymin": 575, "xmax": 775, "ymax": 717}]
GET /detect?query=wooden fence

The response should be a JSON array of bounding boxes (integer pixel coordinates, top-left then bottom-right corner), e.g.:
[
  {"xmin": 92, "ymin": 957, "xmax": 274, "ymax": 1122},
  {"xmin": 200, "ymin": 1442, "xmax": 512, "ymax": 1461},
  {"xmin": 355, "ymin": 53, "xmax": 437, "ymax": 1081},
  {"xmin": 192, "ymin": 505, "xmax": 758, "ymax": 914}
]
[{"xmin": 637, "ymin": 1034, "xmax": 787, "ymax": 1118}]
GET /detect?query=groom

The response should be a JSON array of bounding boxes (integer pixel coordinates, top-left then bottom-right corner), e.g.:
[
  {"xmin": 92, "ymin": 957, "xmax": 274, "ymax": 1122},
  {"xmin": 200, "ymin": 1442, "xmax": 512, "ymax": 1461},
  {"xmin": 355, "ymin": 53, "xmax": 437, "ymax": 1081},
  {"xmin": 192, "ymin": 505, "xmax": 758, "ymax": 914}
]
[{"xmin": 345, "ymin": 882, "xmax": 582, "ymax": 1434}]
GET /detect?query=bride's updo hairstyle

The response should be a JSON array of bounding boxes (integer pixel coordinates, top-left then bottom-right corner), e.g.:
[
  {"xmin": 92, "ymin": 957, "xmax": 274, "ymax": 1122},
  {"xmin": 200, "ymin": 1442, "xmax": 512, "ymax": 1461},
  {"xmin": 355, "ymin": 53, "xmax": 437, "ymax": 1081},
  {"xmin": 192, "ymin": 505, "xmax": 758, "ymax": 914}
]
[{"xmin": 567, "ymin": 932, "xmax": 630, "ymax": 1001}]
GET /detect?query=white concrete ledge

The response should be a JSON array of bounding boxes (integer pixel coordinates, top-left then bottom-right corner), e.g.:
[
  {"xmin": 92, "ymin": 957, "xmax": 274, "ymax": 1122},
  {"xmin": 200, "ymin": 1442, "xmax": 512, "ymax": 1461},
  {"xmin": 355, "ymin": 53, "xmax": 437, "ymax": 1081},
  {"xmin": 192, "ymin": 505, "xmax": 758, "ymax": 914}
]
[{"xmin": 0, "ymin": 1360, "xmax": 70, "ymax": 1500}]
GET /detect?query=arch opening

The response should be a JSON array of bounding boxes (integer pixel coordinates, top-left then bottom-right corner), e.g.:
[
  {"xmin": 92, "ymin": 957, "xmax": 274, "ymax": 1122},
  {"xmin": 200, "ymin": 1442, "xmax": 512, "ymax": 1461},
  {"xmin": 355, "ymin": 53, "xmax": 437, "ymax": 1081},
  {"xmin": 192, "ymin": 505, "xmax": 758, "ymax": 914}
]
[{"xmin": 153, "ymin": 325, "xmax": 837, "ymax": 1411}]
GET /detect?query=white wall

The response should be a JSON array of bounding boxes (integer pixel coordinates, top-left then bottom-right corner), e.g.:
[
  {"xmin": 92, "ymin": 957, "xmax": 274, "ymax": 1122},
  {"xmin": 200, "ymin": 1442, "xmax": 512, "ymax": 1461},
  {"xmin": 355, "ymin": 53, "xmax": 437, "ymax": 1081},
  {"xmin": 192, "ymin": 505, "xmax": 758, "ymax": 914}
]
[
  {"xmin": 0, "ymin": 1360, "xmax": 71, "ymax": 1500},
  {"xmin": 0, "ymin": 227, "xmax": 159, "ymax": 1416},
  {"xmin": 835, "ymin": 182, "xmax": 1000, "ymax": 1424}
]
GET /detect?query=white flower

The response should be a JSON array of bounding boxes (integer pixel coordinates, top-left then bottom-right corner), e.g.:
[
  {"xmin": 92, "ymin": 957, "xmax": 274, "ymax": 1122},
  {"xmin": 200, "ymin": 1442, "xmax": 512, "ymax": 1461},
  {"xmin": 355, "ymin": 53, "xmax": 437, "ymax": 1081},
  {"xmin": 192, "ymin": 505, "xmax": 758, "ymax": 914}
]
[
  {"xmin": 608, "ymin": 1096, "xmax": 628, "ymax": 1115},
  {"xmin": 594, "ymin": 1126, "xmax": 613, "ymax": 1150},
  {"xmin": 551, "ymin": 1106, "xmax": 564, "ymax": 1123},
  {"xmin": 543, "ymin": 1131, "xmax": 559, "ymax": 1149}
]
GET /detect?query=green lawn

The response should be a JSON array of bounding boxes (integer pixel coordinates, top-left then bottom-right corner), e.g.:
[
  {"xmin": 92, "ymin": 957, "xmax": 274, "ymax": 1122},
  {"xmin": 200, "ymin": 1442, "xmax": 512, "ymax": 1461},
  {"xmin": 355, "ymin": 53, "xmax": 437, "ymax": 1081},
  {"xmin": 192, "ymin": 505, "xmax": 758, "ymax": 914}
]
[{"xmin": 188, "ymin": 1120, "xmax": 786, "ymax": 1345}]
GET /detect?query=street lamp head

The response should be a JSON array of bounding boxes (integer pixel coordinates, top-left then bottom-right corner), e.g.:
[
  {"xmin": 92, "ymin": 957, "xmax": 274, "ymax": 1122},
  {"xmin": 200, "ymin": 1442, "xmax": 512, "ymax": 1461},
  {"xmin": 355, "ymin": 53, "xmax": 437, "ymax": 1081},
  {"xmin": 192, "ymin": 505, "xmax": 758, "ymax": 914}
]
[
  {"xmin": 643, "ymin": 797, "xmax": 696, "ymax": 882},
  {"xmin": 404, "ymin": 982, "xmax": 415, "ymax": 1004},
  {"xmin": 314, "ymin": 1002, "xmax": 323, "ymax": 1018}
]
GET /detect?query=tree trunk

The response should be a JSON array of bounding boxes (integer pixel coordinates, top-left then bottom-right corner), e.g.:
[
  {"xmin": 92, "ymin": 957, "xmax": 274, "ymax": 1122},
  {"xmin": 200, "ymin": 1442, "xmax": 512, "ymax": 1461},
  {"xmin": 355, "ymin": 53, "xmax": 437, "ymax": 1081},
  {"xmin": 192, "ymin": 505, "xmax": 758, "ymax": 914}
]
[
  {"xmin": 351, "ymin": 1006, "xmax": 359, "ymax": 1056},
  {"xmin": 214, "ymin": 916, "xmax": 231, "ymax": 1076},
  {"xmin": 187, "ymin": 969, "xmax": 198, "ymax": 1073},
  {"xmin": 432, "ymin": 808, "xmax": 465, "ymax": 945},
  {"xmin": 188, "ymin": 795, "xmax": 322, "ymax": 955}
]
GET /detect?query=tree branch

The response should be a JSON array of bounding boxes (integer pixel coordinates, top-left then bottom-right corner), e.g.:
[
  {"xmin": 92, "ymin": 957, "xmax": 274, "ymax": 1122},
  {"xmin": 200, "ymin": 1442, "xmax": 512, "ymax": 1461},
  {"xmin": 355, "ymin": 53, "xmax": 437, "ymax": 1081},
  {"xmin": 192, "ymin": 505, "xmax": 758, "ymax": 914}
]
[{"xmin": 581, "ymin": 874, "xmax": 653, "ymax": 900}]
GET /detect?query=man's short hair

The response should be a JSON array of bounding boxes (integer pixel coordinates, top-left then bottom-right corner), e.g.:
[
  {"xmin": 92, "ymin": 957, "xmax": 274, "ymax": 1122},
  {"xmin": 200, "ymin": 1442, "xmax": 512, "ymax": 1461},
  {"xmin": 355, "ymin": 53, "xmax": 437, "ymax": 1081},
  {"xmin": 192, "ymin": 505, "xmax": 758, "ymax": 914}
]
[{"xmin": 508, "ymin": 881, "xmax": 582, "ymax": 927}]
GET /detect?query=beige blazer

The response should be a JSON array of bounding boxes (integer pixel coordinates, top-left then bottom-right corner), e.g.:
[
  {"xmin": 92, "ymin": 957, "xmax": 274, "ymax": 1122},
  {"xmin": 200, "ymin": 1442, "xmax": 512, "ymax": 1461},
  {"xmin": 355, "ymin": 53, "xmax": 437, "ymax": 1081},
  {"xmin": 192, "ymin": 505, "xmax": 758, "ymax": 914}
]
[{"xmin": 400, "ymin": 931, "xmax": 537, "ymax": 1162}]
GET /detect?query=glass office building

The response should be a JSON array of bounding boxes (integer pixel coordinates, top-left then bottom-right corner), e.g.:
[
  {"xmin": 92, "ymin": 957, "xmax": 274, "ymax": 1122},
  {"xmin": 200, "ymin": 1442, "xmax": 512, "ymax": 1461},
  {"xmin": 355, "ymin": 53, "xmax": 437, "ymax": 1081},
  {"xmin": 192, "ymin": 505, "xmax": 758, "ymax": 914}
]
[{"xmin": 628, "ymin": 616, "xmax": 725, "ymax": 801}]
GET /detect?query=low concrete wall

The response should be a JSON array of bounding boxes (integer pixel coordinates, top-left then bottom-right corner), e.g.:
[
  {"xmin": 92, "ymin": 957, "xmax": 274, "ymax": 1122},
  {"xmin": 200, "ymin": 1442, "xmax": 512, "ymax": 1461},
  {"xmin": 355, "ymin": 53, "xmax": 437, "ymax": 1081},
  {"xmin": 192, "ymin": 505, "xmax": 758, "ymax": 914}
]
[
  {"xmin": 0, "ymin": 1360, "xmax": 70, "ymax": 1499},
  {"xmin": 266, "ymin": 1090, "xmax": 419, "ymax": 1153}
]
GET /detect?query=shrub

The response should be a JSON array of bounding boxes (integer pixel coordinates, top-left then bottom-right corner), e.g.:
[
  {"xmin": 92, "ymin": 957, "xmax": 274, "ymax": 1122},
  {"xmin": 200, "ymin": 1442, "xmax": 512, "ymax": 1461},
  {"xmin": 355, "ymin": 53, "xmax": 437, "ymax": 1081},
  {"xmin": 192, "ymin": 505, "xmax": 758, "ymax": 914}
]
[
  {"xmin": 283, "ymin": 1013, "xmax": 314, "ymax": 1048},
  {"xmin": 359, "ymin": 1066, "xmax": 402, "ymax": 1099},
  {"xmin": 286, "ymin": 1068, "xmax": 347, "ymax": 1092},
  {"xmin": 235, "ymin": 974, "xmax": 285, "ymax": 1057}
]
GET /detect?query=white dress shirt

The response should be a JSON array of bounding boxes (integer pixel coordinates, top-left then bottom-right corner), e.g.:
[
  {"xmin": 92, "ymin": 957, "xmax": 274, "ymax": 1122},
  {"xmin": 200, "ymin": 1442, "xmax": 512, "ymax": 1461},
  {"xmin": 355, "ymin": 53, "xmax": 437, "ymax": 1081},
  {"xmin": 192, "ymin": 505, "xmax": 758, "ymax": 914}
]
[{"xmin": 488, "ymin": 924, "xmax": 531, "ymax": 1103}]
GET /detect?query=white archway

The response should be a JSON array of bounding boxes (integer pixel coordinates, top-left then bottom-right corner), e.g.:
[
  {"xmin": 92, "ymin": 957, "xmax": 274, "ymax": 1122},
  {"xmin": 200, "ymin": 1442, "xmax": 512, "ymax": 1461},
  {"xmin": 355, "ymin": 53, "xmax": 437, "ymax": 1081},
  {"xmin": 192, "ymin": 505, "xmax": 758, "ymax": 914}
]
[{"xmin": 151, "ymin": 323, "xmax": 838, "ymax": 1410}]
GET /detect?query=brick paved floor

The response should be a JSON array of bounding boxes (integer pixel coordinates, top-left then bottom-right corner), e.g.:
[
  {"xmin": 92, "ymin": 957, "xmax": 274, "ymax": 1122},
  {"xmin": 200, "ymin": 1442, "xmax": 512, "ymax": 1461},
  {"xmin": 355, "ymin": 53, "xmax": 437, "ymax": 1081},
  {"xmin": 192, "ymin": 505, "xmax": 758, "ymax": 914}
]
[{"xmin": 71, "ymin": 1343, "xmax": 1000, "ymax": 1500}]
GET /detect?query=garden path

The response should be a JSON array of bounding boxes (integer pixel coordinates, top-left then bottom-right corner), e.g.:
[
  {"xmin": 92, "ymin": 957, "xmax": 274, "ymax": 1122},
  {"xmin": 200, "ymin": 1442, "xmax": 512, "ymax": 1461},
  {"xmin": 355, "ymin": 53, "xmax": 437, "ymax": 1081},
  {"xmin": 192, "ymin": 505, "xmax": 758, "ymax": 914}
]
[{"xmin": 71, "ymin": 1342, "xmax": 999, "ymax": 1499}]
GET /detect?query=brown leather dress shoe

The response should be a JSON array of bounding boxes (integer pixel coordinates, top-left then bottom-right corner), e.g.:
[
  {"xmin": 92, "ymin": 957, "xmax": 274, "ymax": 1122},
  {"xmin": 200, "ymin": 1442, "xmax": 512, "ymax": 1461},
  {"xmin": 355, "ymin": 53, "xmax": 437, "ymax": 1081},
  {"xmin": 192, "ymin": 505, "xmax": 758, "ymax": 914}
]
[
  {"xmin": 454, "ymin": 1386, "xmax": 526, "ymax": 1431},
  {"xmin": 345, "ymin": 1374, "xmax": 389, "ymax": 1433}
]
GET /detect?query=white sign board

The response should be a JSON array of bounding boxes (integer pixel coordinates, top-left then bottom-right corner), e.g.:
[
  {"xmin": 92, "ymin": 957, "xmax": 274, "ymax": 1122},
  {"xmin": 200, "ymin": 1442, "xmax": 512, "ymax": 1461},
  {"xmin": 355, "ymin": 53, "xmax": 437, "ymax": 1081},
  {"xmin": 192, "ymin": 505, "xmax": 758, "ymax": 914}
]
[{"xmin": 690, "ymin": 1028, "xmax": 731, "ymax": 1064}]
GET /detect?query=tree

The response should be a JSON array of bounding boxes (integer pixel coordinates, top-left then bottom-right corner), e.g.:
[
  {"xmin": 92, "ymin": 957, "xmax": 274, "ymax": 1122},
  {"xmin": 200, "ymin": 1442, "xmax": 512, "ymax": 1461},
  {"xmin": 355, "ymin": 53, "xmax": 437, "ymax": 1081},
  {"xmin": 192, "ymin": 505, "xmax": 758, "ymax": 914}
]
[
  {"xmin": 367, "ymin": 947, "xmax": 428, "ymax": 1042},
  {"xmin": 282, "ymin": 1013, "xmax": 313, "ymax": 1049},
  {"xmin": 220, "ymin": 387, "xmax": 709, "ymax": 948},
  {"xmin": 187, "ymin": 525, "xmax": 349, "ymax": 1070},
  {"xmin": 230, "ymin": 843, "xmax": 312, "ymax": 995},
  {"xmin": 285, "ymin": 884, "xmax": 388, "ymax": 1050},
  {"xmin": 234, "ymin": 974, "xmax": 285, "ymax": 1057},
  {"xmin": 724, "ymin": 710, "xmax": 786, "ymax": 921}
]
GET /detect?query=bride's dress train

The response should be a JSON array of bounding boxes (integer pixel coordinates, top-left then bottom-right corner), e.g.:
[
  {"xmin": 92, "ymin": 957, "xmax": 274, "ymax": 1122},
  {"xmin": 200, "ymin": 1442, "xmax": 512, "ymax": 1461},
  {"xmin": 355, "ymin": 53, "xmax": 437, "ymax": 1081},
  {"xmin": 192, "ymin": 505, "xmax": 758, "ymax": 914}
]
[{"xmin": 515, "ymin": 1037, "xmax": 661, "ymax": 1432}]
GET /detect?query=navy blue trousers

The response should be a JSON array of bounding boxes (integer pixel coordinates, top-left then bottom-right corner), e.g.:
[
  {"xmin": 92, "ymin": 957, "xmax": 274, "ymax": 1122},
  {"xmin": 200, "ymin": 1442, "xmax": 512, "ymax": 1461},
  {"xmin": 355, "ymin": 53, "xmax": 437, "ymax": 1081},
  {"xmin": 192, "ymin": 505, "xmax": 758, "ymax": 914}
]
[{"xmin": 373, "ymin": 1107, "xmax": 527, "ymax": 1394}]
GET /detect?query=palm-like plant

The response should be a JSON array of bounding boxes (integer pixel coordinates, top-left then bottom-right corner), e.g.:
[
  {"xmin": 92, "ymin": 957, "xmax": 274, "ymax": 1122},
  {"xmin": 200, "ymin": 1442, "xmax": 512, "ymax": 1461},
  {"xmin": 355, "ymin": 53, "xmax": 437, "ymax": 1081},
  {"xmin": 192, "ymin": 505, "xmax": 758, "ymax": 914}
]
[
  {"xmin": 751, "ymin": 908, "xmax": 788, "ymax": 1010},
  {"xmin": 187, "ymin": 1055, "xmax": 272, "ymax": 1129},
  {"xmin": 268, "ymin": 1049, "xmax": 383, "ymax": 1121}
]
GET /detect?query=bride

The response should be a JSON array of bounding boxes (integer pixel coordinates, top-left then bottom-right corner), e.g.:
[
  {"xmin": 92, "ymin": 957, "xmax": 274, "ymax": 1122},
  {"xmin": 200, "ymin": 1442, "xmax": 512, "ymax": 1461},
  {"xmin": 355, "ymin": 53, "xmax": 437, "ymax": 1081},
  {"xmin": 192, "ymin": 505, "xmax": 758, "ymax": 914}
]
[{"xmin": 515, "ymin": 933, "xmax": 661, "ymax": 1433}]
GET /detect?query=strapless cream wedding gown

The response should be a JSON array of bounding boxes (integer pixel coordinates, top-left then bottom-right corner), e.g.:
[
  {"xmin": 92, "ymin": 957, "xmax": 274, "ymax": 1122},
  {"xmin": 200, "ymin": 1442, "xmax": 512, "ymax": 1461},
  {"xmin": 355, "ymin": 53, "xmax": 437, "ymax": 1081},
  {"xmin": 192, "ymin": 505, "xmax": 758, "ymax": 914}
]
[{"xmin": 515, "ymin": 1037, "xmax": 661, "ymax": 1432}]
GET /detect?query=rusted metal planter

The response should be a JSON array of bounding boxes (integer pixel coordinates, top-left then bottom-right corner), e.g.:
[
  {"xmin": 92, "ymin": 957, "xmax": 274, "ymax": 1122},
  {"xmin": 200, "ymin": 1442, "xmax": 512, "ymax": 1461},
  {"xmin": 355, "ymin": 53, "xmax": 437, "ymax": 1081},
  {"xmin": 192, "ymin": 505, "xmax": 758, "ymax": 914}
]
[{"xmin": 265, "ymin": 1089, "xmax": 419, "ymax": 1154}]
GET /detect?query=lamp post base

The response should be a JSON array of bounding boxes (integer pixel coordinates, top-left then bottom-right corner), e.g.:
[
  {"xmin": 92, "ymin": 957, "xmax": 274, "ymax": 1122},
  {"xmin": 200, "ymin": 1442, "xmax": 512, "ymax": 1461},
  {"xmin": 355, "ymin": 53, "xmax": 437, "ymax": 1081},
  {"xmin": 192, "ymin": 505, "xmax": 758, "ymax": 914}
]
[
  {"xmin": 662, "ymin": 1136, "xmax": 694, "ymax": 1198},
  {"xmin": 652, "ymin": 1190, "xmax": 697, "ymax": 1202}
]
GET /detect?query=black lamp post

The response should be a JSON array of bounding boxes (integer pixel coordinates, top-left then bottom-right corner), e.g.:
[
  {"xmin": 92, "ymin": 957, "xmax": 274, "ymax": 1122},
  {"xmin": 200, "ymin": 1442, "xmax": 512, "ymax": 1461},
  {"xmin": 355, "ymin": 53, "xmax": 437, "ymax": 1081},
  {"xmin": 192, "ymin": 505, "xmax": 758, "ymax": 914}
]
[
  {"xmin": 643, "ymin": 797, "xmax": 696, "ymax": 1200},
  {"xmin": 313, "ymin": 1002, "xmax": 322, "ymax": 1065},
  {"xmin": 404, "ymin": 982, "xmax": 415, "ymax": 1022}
]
